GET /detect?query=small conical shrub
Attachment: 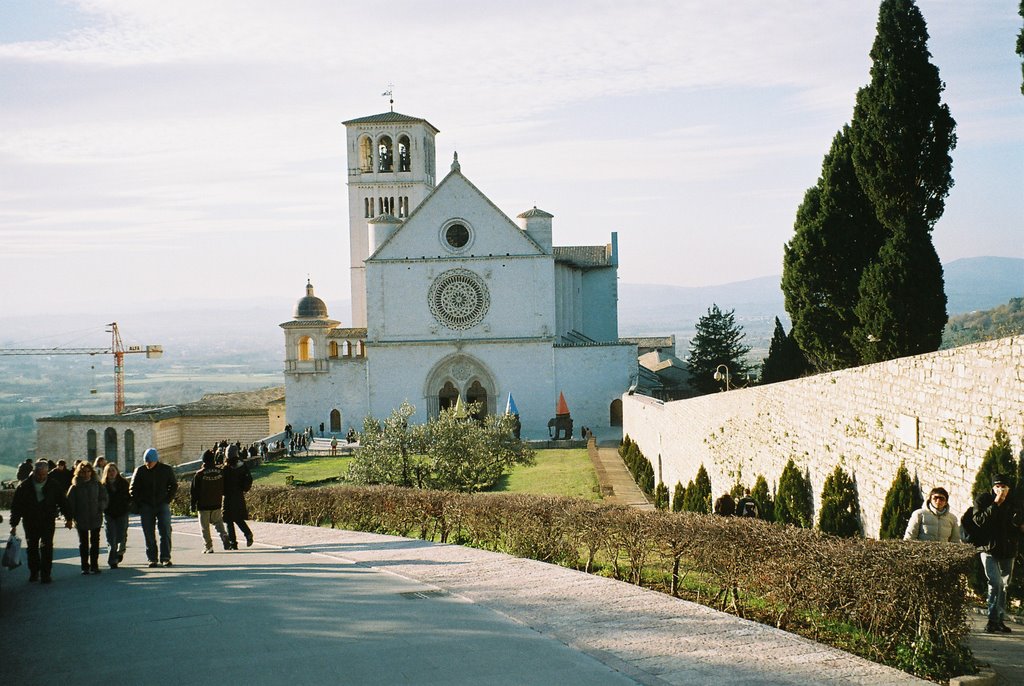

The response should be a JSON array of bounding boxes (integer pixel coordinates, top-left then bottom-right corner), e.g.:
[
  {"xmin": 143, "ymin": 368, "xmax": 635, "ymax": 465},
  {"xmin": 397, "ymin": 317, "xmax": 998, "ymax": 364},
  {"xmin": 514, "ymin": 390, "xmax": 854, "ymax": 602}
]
[
  {"xmin": 817, "ymin": 465, "xmax": 862, "ymax": 537},
  {"xmin": 684, "ymin": 465, "xmax": 712, "ymax": 514},
  {"xmin": 879, "ymin": 461, "xmax": 921, "ymax": 539},
  {"xmin": 751, "ymin": 474, "xmax": 775, "ymax": 522},
  {"xmin": 671, "ymin": 482, "xmax": 685, "ymax": 512},
  {"xmin": 654, "ymin": 482, "xmax": 669, "ymax": 509},
  {"xmin": 971, "ymin": 427, "xmax": 1016, "ymax": 501},
  {"xmin": 775, "ymin": 459, "xmax": 813, "ymax": 528}
]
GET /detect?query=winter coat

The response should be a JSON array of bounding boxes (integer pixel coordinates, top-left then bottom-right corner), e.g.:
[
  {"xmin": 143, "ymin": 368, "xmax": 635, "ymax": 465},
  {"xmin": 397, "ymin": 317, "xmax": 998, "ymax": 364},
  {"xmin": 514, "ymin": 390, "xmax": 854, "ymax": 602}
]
[
  {"xmin": 130, "ymin": 462, "xmax": 178, "ymax": 508},
  {"xmin": 191, "ymin": 465, "xmax": 225, "ymax": 511},
  {"xmin": 10, "ymin": 476, "xmax": 67, "ymax": 532},
  {"xmin": 66, "ymin": 478, "xmax": 109, "ymax": 531},
  {"xmin": 972, "ymin": 492, "xmax": 1024, "ymax": 559},
  {"xmin": 222, "ymin": 464, "xmax": 251, "ymax": 521},
  {"xmin": 104, "ymin": 475, "xmax": 132, "ymax": 519},
  {"xmin": 904, "ymin": 503, "xmax": 960, "ymax": 543}
]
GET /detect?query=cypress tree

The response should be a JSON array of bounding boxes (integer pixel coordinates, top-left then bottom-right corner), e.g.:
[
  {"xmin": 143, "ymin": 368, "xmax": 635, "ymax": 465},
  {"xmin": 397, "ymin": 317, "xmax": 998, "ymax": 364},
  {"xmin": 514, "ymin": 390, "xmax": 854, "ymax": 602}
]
[
  {"xmin": 775, "ymin": 459, "xmax": 814, "ymax": 528},
  {"xmin": 654, "ymin": 482, "xmax": 669, "ymax": 510},
  {"xmin": 682, "ymin": 479, "xmax": 698, "ymax": 512},
  {"xmin": 684, "ymin": 465, "xmax": 712, "ymax": 514},
  {"xmin": 971, "ymin": 427, "xmax": 1017, "ymax": 501},
  {"xmin": 850, "ymin": 0, "xmax": 955, "ymax": 360},
  {"xmin": 879, "ymin": 461, "xmax": 922, "ymax": 539},
  {"xmin": 685, "ymin": 305, "xmax": 751, "ymax": 393},
  {"xmin": 671, "ymin": 482, "xmax": 685, "ymax": 512},
  {"xmin": 761, "ymin": 317, "xmax": 810, "ymax": 383},
  {"xmin": 782, "ymin": 127, "xmax": 887, "ymax": 371},
  {"xmin": 751, "ymin": 474, "xmax": 775, "ymax": 522},
  {"xmin": 817, "ymin": 465, "xmax": 863, "ymax": 537}
]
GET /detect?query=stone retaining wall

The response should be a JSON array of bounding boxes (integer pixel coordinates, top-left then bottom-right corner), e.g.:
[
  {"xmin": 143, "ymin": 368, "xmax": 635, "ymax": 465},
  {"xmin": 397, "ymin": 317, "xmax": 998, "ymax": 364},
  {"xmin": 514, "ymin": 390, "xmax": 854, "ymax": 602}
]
[{"xmin": 623, "ymin": 336, "xmax": 1024, "ymax": 536}]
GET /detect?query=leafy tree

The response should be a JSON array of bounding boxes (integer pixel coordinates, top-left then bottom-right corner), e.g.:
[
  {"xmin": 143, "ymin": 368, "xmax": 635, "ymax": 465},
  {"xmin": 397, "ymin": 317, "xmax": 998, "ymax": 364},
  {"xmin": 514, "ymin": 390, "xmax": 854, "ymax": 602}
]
[
  {"xmin": 971, "ymin": 427, "xmax": 1017, "ymax": 501},
  {"xmin": 685, "ymin": 304, "xmax": 751, "ymax": 393},
  {"xmin": 775, "ymin": 459, "xmax": 813, "ymax": 528},
  {"xmin": 347, "ymin": 402, "xmax": 421, "ymax": 487},
  {"xmin": 817, "ymin": 465, "xmax": 862, "ymax": 537},
  {"xmin": 1019, "ymin": 1, "xmax": 1024, "ymax": 95},
  {"xmin": 761, "ymin": 317, "xmax": 809, "ymax": 383},
  {"xmin": 782, "ymin": 127, "xmax": 886, "ymax": 371},
  {"xmin": 850, "ymin": 0, "xmax": 955, "ymax": 360},
  {"xmin": 879, "ymin": 461, "xmax": 922, "ymax": 539},
  {"xmin": 671, "ymin": 481, "xmax": 685, "ymax": 512},
  {"xmin": 751, "ymin": 474, "xmax": 775, "ymax": 522},
  {"xmin": 654, "ymin": 482, "xmax": 669, "ymax": 510},
  {"xmin": 683, "ymin": 464, "xmax": 712, "ymax": 514}
]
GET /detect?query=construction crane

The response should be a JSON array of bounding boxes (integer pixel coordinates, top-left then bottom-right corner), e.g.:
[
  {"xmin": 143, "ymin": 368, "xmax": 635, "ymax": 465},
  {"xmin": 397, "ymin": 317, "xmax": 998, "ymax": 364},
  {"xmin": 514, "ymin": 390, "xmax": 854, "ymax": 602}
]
[{"xmin": 0, "ymin": 322, "xmax": 162, "ymax": 414}]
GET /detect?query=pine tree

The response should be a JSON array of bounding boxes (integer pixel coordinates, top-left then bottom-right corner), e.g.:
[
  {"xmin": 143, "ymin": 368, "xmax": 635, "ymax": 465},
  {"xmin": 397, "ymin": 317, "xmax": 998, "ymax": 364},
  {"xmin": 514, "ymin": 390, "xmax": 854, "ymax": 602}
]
[
  {"xmin": 782, "ymin": 127, "xmax": 887, "ymax": 371},
  {"xmin": 817, "ymin": 465, "xmax": 862, "ymax": 537},
  {"xmin": 684, "ymin": 465, "xmax": 712, "ymax": 514},
  {"xmin": 761, "ymin": 317, "xmax": 809, "ymax": 383},
  {"xmin": 751, "ymin": 474, "xmax": 775, "ymax": 522},
  {"xmin": 775, "ymin": 459, "xmax": 814, "ymax": 528},
  {"xmin": 850, "ymin": 0, "xmax": 955, "ymax": 360},
  {"xmin": 654, "ymin": 482, "xmax": 669, "ymax": 510},
  {"xmin": 879, "ymin": 461, "xmax": 921, "ymax": 539},
  {"xmin": 671, "ymin": 482, "xmax": 685, "ymax": 512},
  {"xmin": 971, "ymin": 427, "xmax": 1017, "ymax": 501},
  {"xmin": 685, "ymin": 304, "xmax": 751, "ymax": 394}
]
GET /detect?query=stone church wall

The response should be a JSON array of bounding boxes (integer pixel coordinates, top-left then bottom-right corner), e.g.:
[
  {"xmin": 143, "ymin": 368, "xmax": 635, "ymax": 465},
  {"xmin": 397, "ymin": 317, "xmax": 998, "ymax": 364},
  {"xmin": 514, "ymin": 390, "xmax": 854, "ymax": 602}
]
[{"xmin": 622, "ymin": 336, "xmax": 1024, "ymax": 537}]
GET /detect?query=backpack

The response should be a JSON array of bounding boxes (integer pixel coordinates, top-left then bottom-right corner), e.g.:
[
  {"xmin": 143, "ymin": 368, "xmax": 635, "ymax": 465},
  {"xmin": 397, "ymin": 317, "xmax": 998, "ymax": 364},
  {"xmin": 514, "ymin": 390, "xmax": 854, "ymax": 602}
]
[{"xmin": 960, "ymin": 506, "xmax": 989, "ymax": 547}]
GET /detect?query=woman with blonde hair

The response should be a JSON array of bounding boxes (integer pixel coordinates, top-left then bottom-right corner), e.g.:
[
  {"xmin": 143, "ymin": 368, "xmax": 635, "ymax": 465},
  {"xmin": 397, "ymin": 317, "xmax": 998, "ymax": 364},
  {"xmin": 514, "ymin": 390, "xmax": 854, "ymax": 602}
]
[
  {"xmin": 66, "ymin": 461, "xmax": 109, "ymax": 574},
  {"xmin": 101, "ymin": 462, "xmax": 131, "ymax": 568}
]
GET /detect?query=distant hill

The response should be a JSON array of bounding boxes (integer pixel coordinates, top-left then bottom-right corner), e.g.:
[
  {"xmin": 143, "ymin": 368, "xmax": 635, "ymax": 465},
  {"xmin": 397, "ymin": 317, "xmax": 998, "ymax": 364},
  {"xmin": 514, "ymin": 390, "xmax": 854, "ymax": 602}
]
[
  {"xmin": 942, "ymin": 257, "xmax": 1024, "ymax": 314},
  {"xmin": 942, "ymin": 297, "xmax": 1024, "ymax": 349}
]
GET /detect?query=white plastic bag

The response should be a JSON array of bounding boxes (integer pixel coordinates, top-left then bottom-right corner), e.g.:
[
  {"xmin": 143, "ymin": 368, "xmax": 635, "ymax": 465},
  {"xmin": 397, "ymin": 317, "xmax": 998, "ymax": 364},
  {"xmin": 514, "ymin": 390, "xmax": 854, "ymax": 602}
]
[{"xmin": 3, "ymin": 534, "xmax": 22, "ymax": 569}]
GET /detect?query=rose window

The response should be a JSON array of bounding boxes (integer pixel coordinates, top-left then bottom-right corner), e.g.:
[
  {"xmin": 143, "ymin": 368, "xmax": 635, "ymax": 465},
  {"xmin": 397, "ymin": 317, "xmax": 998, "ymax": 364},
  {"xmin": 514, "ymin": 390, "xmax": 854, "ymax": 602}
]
[{"xmin": 429, "ymin": 269, "xmax": 489, "ymax": 330}]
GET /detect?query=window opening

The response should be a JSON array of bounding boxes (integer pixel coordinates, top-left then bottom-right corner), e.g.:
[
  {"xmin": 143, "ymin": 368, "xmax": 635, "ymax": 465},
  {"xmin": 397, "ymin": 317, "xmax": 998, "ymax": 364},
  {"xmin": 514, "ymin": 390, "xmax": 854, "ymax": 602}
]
[
  {"xmin": 359, "ymin": 136, "xmax": 373, "ymax": 172},
  {"xmin": 438, "ymin": 381, "xmax": 459, "ymax": 412},
  {"xmin": 298, "ymin": 336, "xmax": 314, "ymax": 361},
  {"xmin": 398, "ymin": 135, "xmax": 411, "ymax": 172},
  {"xmin": 377, "ymin": 135, "xmax": 393, "ymax": 172}
]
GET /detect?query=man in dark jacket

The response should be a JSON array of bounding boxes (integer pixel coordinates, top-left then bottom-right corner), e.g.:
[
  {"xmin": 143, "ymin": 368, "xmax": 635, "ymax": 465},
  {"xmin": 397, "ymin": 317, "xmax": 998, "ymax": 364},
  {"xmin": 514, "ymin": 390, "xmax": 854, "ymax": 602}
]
[
  {"xmin": 130, "ymin": 448, "xmax": 178, "ymax": 568},
  {"xmin": 9, "ymin": 460, "xmax": 69, "ymax": 583},
  {"xmin": 190, "ymin": 450, "xmax": 229, "ymax": 553},
  {"xmin": 16, "ymin": 458, "xmax": 34, "ymax": 481},
  {"xmin": 972, "ymin": 473, "xmax": 1024, "ymax": 633},
  {"xmin": 48, "ymin": 459, "xmax": 72, "ymax": 494}
]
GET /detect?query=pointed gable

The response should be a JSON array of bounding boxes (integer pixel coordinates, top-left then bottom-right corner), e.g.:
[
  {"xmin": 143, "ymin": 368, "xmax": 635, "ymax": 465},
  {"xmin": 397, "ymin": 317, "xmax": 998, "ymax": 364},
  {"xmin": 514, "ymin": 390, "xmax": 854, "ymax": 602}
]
[{"xmin": 369, "ymin": 168, "xmax": 546, "ymax": 261}]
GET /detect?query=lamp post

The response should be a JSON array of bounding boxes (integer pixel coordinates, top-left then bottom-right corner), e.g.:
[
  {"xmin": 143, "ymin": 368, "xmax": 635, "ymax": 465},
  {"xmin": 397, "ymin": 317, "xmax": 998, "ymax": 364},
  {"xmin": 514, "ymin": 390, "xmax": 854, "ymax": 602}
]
[{"xmin": 713, "ymin": 364, "xmax": 731, "ymax": 391}]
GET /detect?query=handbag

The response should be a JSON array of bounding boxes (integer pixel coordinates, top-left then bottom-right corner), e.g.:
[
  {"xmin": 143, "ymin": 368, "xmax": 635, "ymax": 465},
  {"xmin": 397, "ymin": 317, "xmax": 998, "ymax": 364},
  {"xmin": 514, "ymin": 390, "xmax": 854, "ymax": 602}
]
[{"xmin": 3, "ymin": 534, "xmax": 22, "ymax": 569}]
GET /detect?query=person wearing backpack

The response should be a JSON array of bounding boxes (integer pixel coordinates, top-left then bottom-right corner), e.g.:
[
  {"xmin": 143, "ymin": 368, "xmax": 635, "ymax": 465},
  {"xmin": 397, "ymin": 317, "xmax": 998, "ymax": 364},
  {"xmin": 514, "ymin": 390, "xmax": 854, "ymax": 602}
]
[
  {"xmin": 971, "ymin": 474, "xmax": 1024, "ymax": 634},
  {"xmin": 904, "ymin": 487, "xmax": 960, "ymax": 542},
  {"xmin": 222, "ymin": 445, "xmax": 254, "ymax": 549},
  {"xmin": 735, "ymin": 489, "xmax": 759, "ymax": 518}
]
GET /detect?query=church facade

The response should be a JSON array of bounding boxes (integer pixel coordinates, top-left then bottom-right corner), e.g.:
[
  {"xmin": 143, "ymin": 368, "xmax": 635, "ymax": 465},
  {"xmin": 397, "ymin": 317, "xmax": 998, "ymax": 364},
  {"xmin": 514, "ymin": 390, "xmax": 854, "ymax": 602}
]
[{"xmin": 281, "ymin": 110, "xmax": 636, "ymax": 440}]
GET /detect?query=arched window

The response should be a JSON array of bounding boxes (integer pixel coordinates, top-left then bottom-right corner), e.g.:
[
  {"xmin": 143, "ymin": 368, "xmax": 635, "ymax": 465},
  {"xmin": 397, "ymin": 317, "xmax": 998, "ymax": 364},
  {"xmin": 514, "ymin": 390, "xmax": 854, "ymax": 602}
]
[
  {"xmin": 87, "ymin": 429, "xmax": 97, "ymax": 460},
  {"xmin": 104, "ymin": 427, "xmax": 118, "ymax": 464},
  {"xmin": 377, "ymin": 135, "xmax": 393, "ymax": 172},
  {"xmin": 364, "ymin": 197, "xmax": 373, "ymax": 218},
  {"xmin": 609, "ymin": 399, "xmax": 623, "ymax": 427},
  {"xmin": 330, "ymin": 409, "xmax": 341, "ymax": 432},
  {"xmin": 398, "ymin": 135, "xmax": 411, "ymax": 172},
  {"xmin": 438, "ymin": 381, "xmax": 459, "ymax": 412},
  {"xmin": 124, "ymin": 430, "xmax": 135, "ymax": 473},
  {"xmin": 359, "ymin": 136, "xmax": 373, "ymax": 172},
  {"xmin": 298, "ymin": 336, "xmax": 314, "ymax": 361},
  {"xmin": 341, "ymin": 340, "xmax": 351, "ymax": 357},
  {"xmin": 466, "ymin": 380, "xmax": 488, "ymax": 420},
  {"xmin": 329, "ymin": 341, "xmax": 339, "ymax": 358}
]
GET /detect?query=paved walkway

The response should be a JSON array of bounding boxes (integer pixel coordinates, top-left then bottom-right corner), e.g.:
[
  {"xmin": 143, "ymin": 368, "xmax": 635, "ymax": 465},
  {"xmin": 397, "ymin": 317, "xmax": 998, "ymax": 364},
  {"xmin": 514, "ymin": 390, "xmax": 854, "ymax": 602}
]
[
  {"xmin": 588, "ymin": 440, "xmax": 654, "ymax": 509},
  {"xmin": 965, "ymin": 609, "xmax": 1024, "ymax": 685},
  {"xmin": 1, "ymin": 513, "xmax": 928, "ymax": 685}
]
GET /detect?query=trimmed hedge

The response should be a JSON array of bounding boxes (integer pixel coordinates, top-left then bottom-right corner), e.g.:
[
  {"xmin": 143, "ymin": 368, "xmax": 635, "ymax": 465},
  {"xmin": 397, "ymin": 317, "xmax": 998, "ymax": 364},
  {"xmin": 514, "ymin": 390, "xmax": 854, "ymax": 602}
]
[{"xmin": 172, "ymin": 483, "xmax": 978, "ymax": 681}]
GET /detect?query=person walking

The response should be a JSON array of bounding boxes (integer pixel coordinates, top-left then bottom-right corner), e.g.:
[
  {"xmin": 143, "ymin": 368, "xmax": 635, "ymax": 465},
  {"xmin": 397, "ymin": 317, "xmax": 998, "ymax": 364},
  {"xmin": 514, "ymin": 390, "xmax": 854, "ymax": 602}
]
[
  {"xmin": 66, "ymin": 461, "xmax": 109, "ymax": 575},
  {"xmin": 971, "ymin": 473, "xmax": 1024, "ymax": 633},
  {"xmin": 191, "ymin": 450, "xmax": 229, "ymax": 553},
  {"xmin": 48, "ymin": 459, "xmax": 72, "ymax": 494},
  {"xmin": 904, "ymin": 487, "xmax": 960, "ymax": 542},
  {"xmin": 222, "ymin": 446, "xmax": 254, "ymax": 550},
  {"xmin": 100, "ymin": 462, "xmax": 131, "ymax": 568},
  {"xmin": 16, "ymin": 458, "xmax": 34, "ymax": 481},
  {"xmin": 10, "ymin": 460, "xmax": 70, "ymax": 583},
  {"xmin": 130, "ymin": 448, "xmax": 178, "ymax": 568}
]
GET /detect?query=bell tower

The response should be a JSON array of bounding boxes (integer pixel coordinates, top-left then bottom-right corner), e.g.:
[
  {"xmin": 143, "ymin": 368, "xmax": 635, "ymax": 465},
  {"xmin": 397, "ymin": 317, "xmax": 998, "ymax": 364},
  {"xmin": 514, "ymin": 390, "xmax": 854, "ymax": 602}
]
[{"xmin": 343, "ymin": 110, "xmax": 439, "ymax": 327}]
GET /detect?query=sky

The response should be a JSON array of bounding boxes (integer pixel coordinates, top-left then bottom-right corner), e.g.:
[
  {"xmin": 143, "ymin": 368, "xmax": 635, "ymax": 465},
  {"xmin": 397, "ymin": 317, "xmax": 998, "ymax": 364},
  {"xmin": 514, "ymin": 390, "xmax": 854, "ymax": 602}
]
[{"xmin": 0, "ymin": 0, "xmax": 1021, "ymax": 322}]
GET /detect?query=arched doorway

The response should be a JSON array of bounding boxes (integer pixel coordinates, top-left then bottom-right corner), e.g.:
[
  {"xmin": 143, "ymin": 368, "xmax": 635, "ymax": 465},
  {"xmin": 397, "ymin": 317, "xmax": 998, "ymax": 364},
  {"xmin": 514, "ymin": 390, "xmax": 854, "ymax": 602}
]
[
  {"xmin": 466, "ymin": 380, "xmax": 488, "ymax": 420},
  {"xmin": 424, "ymin": 354, "xmax": 497, "ymax": 419},
  {"xmin": 609, "ymin": 399, "xmax": 623, "ymax": 427},
  {"xmin": 87, "ymin": 429, "xmax": 97, "ymax": 460},
  {"xmin": 124, "ymin": 430, "xmax": 135, "ymax": 473},
  {"xmin": 330, "ymin": 409, "xmax": 341, "ymax": 433},
  {"xmin": 104, "ymin": 427, "xmax": 118, "ymax": 464}
]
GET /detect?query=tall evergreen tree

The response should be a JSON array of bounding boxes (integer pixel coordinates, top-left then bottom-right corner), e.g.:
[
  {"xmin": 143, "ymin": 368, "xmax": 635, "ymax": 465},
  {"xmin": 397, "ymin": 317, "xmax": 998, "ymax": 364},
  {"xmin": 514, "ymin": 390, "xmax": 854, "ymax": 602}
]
[
  {"xmin": 761, "ymin": 317, "xmax": 810, "ymax": 383},
  {"xmin": 775, "ymin": 459, "xmax": 814, "ymax": 528},
  {"xmin": 850, "ymin": 0, "xmax": 955, "ymax": 360},
  {"xmin": 671, "ymin": 482, "xmax": 685, "ymax": 513},
  {"xmin": 684, "ymin": 465, "xmax": 712, "ymax": 514},
  {"xmin": 685, "ymin": 304, "xmax": 751, "ymax": 394},
  {"xmin": 971, "ymin": 427, "xmax": 1017, "ymax": 501},
  {"xmin": 817, "ymin": 465, "xmax": 863, "ymax": 538},
  {"xmin": 879, "ymin": 461, "xmax": 921, "ymax": 539},
  {"xmin": 782, "ymin": 127, "xmax": 887, "ymax": 371},
  {"xmin": 751, "ymin": 475, "xmax": 775, "ymax": 522}
]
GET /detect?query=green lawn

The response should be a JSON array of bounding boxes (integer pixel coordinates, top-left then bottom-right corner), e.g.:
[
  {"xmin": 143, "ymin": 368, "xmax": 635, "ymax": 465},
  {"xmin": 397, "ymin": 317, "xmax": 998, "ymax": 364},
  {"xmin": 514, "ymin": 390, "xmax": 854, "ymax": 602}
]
[
  {"xmin": 487, "ymin": 448, "xmax": 600, "ymax": 500},
  {"xmin": 251, "ymin": 448, "xmax": 601, "ymax": 500}
]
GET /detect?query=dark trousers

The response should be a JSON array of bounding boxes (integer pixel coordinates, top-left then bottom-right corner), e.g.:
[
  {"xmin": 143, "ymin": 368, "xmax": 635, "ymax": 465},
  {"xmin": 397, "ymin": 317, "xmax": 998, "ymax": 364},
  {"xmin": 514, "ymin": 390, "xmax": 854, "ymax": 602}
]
[
  {"xmin": 77, "ymin": 527, "xmax": 101, "ymax": 571},
  {"xmin": 25, "ymin": 519, "xmax": 57, "ymax": 580},
  {"xmin": 226, "ymin": 518, "xmax": 252, "ymax": 547}
]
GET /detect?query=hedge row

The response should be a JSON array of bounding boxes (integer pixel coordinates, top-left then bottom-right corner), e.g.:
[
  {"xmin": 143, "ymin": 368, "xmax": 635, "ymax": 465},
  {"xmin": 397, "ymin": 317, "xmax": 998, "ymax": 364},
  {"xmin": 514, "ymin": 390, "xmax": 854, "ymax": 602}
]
[{"xmin": 168, "ymin": 483, "xmax": 977, "ymax": 681}]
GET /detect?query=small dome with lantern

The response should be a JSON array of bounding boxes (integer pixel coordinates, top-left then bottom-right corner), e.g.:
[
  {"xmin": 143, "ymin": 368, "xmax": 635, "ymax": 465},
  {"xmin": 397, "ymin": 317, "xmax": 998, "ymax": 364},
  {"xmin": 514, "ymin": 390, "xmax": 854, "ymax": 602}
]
[{"xmin": 294, "ymin": 280, "xmax": 329, "ymax": 319}]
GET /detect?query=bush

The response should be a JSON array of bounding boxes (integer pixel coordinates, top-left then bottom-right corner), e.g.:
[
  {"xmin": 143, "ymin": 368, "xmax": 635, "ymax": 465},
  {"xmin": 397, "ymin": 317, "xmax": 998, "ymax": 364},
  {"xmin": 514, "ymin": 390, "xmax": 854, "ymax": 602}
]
[
  {"xmin": 817, "ymin": 465, "xmax": 862, "ymax": 537},
  {"xmin": 879, "ymin": 461, "xmax": 921, "ymax": 540},
  {"xmin": 683, "ymin": 464, "xmax": 711, "ymax": 514},
  {"xmin": 654, "ymin": 482, "xmax": 669, "ymax": 510},
  {"xmin": 671, "ymin": 482, "xmax": 684, "ymax": 512},
  {"xmin": 971, "ymin": 427, "xmax": 1016, "ymax": 500},
  {"xmin": 775, "ymin": 459, "xmax": 813, "ymax": 528},
  {"xmin": 751, "ymin": 474, "xmax": 775, "ymax": 522}
]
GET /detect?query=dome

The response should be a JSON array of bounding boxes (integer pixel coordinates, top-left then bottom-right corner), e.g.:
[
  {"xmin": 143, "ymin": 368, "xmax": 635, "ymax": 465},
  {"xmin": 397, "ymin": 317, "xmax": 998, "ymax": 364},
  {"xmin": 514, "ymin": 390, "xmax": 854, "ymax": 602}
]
[{"xmin": 294, "ymin": 280, "xmax": 329, "ymax": 319}]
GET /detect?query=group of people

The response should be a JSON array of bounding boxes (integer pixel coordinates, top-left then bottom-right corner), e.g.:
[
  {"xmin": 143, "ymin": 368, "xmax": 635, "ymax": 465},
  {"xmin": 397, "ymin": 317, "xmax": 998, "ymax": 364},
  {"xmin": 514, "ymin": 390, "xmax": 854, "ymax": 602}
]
[{"xmin": 8, "ymin": 443, "xmax": 256, "ymax": 583}]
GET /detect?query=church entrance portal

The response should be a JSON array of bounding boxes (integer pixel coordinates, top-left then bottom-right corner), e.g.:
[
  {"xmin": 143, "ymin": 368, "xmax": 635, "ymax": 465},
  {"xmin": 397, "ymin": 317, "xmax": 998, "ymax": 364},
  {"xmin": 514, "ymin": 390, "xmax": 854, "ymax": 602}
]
[{"xmin": 425, "ymin": 355, "xmax": 496, "ymax": 419}]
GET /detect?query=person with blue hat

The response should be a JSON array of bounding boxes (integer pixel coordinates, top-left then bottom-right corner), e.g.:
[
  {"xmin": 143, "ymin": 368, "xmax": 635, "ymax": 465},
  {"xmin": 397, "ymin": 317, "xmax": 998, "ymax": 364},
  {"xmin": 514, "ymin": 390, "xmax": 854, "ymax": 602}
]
[{"xmin": 129, "ymin": 448, "xmax": 178, "ymax": 568}]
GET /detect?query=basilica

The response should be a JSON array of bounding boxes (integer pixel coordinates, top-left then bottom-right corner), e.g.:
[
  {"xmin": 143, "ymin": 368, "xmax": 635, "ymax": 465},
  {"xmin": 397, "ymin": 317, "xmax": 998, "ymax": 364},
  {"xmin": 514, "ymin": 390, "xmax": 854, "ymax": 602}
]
[{"xmin": 280, "ymin": 110, "xmax": 637, "ymax": 440}]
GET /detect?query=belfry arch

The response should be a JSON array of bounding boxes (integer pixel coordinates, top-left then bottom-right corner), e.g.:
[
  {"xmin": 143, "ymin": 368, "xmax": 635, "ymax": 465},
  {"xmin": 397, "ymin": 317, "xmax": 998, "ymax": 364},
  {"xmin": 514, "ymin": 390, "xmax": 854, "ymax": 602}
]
[{"xmin": 423, "ymin": 354, "xmax": 496, "ymax": 419}]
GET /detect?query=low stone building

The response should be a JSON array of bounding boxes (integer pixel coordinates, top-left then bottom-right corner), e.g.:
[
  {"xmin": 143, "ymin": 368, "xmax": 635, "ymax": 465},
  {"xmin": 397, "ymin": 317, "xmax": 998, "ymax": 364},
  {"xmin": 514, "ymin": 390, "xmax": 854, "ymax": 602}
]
[{"xmin": 36, "ymin": 387, "xmax": 285, "ymax": 471}]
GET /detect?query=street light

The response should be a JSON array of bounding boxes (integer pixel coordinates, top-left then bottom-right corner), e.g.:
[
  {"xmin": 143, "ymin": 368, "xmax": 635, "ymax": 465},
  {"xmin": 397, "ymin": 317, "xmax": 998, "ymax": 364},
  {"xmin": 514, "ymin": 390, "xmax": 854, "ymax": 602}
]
[{"xmin": 713, "ymin": 364, "xmax": 731, "ymax": 391}]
